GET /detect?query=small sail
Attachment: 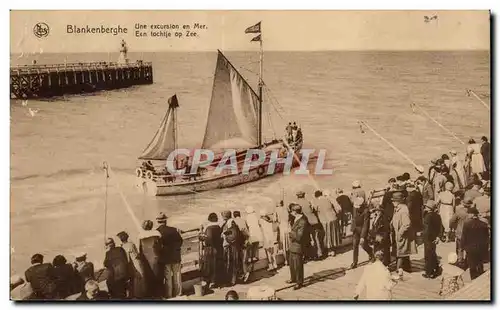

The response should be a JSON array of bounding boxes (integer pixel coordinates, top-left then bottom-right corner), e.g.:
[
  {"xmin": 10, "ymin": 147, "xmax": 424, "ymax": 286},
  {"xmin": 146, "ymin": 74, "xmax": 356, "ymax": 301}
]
[
  {"xmin": 139, "ymin": 95, "xmax": 178, "ymax": 160},
  {"xmin": 201, "ymin": 50, "xmax": 260, "ymax": 150}
]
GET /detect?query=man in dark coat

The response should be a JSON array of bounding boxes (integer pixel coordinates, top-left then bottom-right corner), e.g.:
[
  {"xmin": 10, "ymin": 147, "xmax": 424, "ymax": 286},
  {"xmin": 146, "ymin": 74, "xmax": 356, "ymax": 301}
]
[
  {"xmin": 367, "ymin": 205, "xmax": 391, "ymax": 266},
  {"xmin": 296, "ymin": 190, "xmax": 323, "ymax": 260},
  {"xmin": 73, "ymin": 253, "xmax": 94, "ymax": 294},
  {"xmin": 103, "ymin": 238, "xmax": 129, "ymax": 299},
  {"xmin": 350, "ymin": 197, "xmax": 373, "ymax": 269},
  {"xmin": 422, "ymin": 200, "xmax": 442, "ymax": 278},
  {"xmin": 480, "ymin": 136, "xmax": 490, "ymax": 172},
  {"xmin": 286, "ymin": 203, "xmax": 309, "ymax": 290},
  {"xmin": 461, "ymin": 207, "xmax": 490, "ymax": 280},
  {"xmin": 406, "ymin": 183, "xmax": 424, "ymax": 234},
  {"xmin": 156, "ymin": 212, "xmax": 183, "ymax": 298},
  {"xmin": 416, "ymin": 176, "xmax": 434, "ymax": 204},
  {"xmin": 24, "ymin": 253, "xmax": 57, "ymax": 299},
  {"xmin": 336, "ymin": 188, "xmax": 353, "ymax": 237}
]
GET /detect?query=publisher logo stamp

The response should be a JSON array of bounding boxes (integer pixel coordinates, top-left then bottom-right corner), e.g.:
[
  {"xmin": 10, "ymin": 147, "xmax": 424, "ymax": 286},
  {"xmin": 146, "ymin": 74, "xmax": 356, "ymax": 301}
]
[{"xmin": 33, "ymin": 22, "xmax": 50, "ymax": 38}]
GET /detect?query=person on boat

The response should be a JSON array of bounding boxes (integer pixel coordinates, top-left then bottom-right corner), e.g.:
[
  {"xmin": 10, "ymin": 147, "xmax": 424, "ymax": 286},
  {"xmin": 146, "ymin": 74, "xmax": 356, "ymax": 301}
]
[
  {"xmin": 73, "ymin": 253, "xmax": 94, "ymax": 294},
  {"xmin": 275, "ymin": 200, "xmax": 292, "ymax": 266},
  {"xmin": 438, "ymin": 253, "xmax": 465, "ymax": 297},
  {"xmin": 466, "ymin": 138, "xmax": 486, "ymax": 177},
  {"xmin": 450, "ymin": 150, "xmax": 467, "ymax": 189},
  {"xmin": 480, "ymin": 136, "xmax": 490, "ymax": 172},
  {"xmin": 449, "ymin": 198, "xmax": 472, "ymax": 269},
  {"xmin": 138, "ymin": 220, "xmax": 163, "ymax": 298},
  {"xmin": 461, "ymin": 206, "xmax": 489, "ymax": 280},
  {"xmin": 24, "ymin": 253, "xmax": 57, "ymax": 300},
  {"xmin": 391, "ymin": 191, "xmax": 417, "ymax": 280},
  {"xmin": 354, "ymin": 250, "xmax": 396, "ymax": 300},
  {"xmin": 10, "ymin": 275, "xmax": 34, "ymax": 300},
  {"xmin": 350, "ymin": 180, "xmax": 366, "ymax": 202},
  {"xmin": 156, "ymin": 212, "xmax": 183, "ymax": 299},
  {"xmin": 350, "ymin": 197, "xmax": 373, "ymax": 270},
  {"xmin": 244, "ymin": 206, "xmax": 263, "ymax": 268},
  {"xmin": 287, "ymin": 203, "xmax": 308, "ymax": 290},
  {"xmin": 295, "ymin": 127, "xmax": 303, "ymax": 145},
  {"xmin": 296, "ymin": 190, "xmax": 323, "ymax": 260},
  {"xmin": 405, "ymin": 183, "xmax": 424, "ymax": 235},
  {"xmin": 291, "ymin": 122, "xmax": 298, "ymax": 131},
  {"xmin": 416, "ymin": 176, "xmax": 434, "ymax": 205},
  {"xmin": 314, "ymin": 190, "xmax": 341, "ymax": 257},
  {"xmin": 116, "ymin": 231, "xmax": 147, "ymax": 299},
  {"xmin": 367, "ymin": 204, "xmax": 391, "ymax": 267},
  {"xmin": 335, "ymin": 188, "xmax": 353, "ymax": 237},
  {"xmin": 103, "ymin": 238, "xmax": 129, "ymax": 300},
  {"xmin": 52, "ymin": 255, "xmax": 79, "ymax": 299},
  {"xmin": 221, "ymin": 211, "xmax": 241, "ymax": 287},
  {"xmin": 285, "ymin": 122, "xmax": 293, "ymax": 142},
  {"xmin": 436, "ymin": 182, "xmax": 456, "ymax": 242},
  {"xmin": 76, "ymin": 280, "xmax": 110, "ymax": 301},
  {"xmin": 259, "ymin": 209, "xmax": 278, "ymax": 271},
  {"xmin": 199, "ymin": 212, "xmax": 223, "ymax": 290},
  {"xmin": 422, "ymin": 200, "xmax": 442, "ymax": 279},
  {"xmin": 232, "ymin": 210, "xmax": 250, "ymax": 282}
]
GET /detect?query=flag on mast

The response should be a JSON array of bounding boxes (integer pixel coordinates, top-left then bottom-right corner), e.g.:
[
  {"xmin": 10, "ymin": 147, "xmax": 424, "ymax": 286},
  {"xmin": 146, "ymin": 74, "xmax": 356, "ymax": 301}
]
[
  {"xmin": 245, "ymin": 21, "xmax": 261, "ymax": 33},
  {"xmin": 250, "ymin": 34, "xmax": 261, "ymax": 42}
]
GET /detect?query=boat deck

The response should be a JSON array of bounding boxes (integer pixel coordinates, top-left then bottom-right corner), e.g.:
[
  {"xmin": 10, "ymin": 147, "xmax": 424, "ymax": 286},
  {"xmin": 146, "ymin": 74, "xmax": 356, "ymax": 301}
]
[{"xmin": 181, "ymin": 241, "xmax": 490, "ymax": 301}]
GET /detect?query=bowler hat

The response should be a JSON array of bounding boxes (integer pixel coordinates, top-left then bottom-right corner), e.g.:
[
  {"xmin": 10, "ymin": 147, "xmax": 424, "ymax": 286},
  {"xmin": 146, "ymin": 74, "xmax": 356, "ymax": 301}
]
[{"xmin": 156, "ymin": 212, "xmax": 167, "ymax": 221}]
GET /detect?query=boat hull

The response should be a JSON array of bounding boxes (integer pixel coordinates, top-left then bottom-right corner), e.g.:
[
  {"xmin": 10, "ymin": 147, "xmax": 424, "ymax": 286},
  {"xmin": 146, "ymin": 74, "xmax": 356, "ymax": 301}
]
[{"xmin": 136, "ymin": 144, "xmax": 303, "ymax": 196}]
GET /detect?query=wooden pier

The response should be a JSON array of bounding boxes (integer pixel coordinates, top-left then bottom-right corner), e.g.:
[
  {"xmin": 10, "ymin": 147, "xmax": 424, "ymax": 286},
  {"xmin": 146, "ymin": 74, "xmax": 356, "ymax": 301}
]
[{"xmin": 10, "ymin": 61, "xmax": 153, "ymax": 99}]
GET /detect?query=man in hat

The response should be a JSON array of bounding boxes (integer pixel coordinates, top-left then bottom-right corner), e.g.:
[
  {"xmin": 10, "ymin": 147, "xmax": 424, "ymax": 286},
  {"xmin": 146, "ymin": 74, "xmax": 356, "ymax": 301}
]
[
  {"xmin": 296, "ymin": 190, "xmax": 322, "ymax": 260},
  {"xmin": 474, "ymin": 186, "xmax": 490, "ymax": 226},
  {"xmin": 461, "ymin": 207, "xmax": 490, "ymax": 280},
  {"xmin": 73, "ymin": 253, "xmax": 94, "ymax": 293},
  {"xmin": 156, "ymin": 212, "xmax": 183, "ymax": 298},
  {"xmin": 285, "ymin": 122, "xmax": 293, "ymax": 142},
  {"xmin": 381, "ymin": 179, "xmax": 398, "ymax": 257},
  {"xmin": 24, "ymin": 253, "xmax": 57, "ymax": 300},
  {"xmin": 350, "ymin": 197, "xmax": 373, "ymax": 269},
  {"xmin": 406, "ymin": 183, "xmax": 424, "ymax": 234},
  {"xmin": 103, "ymin": 238, "xmax": 129, "ymax": 299},
  {"xmin": 450, "ymin": 198, "xmax": 473, "ymax": 268},
  {"xmin": 336, "ymin": 188, "xmax": 353, "ymax": 237},
  {"xmin": 367, "ymin": 203, "xmax": 391, "ymax": 266},
  {"xmin": 391, "ymin": 191, "xmax": 417, "ymax": 279},
  {"xmin": 422, "ymin": 200, "xmax": 442, "ymax": 278},
  {"xmin": 480, "ymin": 136, "xmax": 490, "ymax": 172},
  {"xmin": 416, "ymin": 176, "xmax": 434, "ymax": 205},
  {"xmin": 350, "ymin": 180, "xmax": 366, "ymax": 202},
  {"xmin": 287, "ymin": 203, "xmax": 309, "ymax": 290}
]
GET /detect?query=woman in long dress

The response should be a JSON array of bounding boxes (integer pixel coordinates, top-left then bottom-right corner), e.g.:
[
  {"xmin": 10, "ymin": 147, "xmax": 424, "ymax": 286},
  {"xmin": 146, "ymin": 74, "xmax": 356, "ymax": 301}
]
[
  {"xmin": 259, "ymin": 209, "xmax": 278, "ymax": 271},
  {"xmin": 450, "ymin": 150, "xmax": 467, "ymax": 190},
  {"xmin": 199, "ymin": 213, "xmax": 223, "ymax": 289},
  {"xmin": 466, "ymin": 139, "xmax": 486, "ymax": 176},
  {"xmin": 117, "ymin": 231, "xmax": 147, "ymax": 299},
  {"xmin": 275, "ymin": 201, "xmax": 291, "ymax": 265},
  {"xmin": 138, "ymin": 220, "xmax": 162, "ymax": 298},
  {"xmin": 317, "ymin": 190, "xmax": 342, "ymax": 256},
  {"xmin": 436, "ymin": 182, "xmax": 455, "ymax": 242},
  {"xmin": 221, "ymin": 212, "xmax": 241, "ymax": 287}
]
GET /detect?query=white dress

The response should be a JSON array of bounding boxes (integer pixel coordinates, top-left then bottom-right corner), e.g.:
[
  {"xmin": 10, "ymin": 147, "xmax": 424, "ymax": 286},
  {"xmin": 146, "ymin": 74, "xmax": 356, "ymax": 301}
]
[
  {"xmin": 355, "ymin": 261, "xmax": 394, "ymax": 300},
  {"xmin": 467, "ymin": 144, "xmax": 486, "ymax": 174},
  {"xmin": 438, "ymin": 191, "xmax": 454, "ymax": 232}
]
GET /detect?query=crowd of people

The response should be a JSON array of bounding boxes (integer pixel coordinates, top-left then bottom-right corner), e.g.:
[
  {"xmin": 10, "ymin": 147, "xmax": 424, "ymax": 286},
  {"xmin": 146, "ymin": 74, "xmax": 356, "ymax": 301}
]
[{"xmin": 11, "ymin": 136, "xmax": 491, "ymax": 301}]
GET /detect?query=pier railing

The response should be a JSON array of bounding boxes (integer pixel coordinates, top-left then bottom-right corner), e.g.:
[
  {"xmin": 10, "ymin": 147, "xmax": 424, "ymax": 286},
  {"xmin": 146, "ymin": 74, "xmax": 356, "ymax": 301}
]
[{"xmin": 10, "ymin": 61, "xmax": 153, "ymax": 75}]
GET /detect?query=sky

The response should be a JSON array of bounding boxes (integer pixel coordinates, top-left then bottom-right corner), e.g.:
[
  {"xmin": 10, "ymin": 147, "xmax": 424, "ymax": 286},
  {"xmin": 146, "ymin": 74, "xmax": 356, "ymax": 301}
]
[{"xmin": 10, "ymin": 10, "xmax": 490, "ymax": 53}]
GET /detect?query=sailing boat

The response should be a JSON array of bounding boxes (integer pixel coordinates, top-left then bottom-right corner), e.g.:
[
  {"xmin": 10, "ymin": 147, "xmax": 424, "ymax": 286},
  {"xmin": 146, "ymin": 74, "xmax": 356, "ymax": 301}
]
[{"xmin": 136, "ymin": 24, "xmax": 304, "ymax": 196}]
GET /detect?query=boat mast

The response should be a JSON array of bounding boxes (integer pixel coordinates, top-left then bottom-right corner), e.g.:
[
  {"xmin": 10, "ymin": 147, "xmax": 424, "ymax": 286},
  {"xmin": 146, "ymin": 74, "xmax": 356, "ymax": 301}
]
[{"xmin": 258, "ymin": 29, "xmax": 263, "ymax": 146}]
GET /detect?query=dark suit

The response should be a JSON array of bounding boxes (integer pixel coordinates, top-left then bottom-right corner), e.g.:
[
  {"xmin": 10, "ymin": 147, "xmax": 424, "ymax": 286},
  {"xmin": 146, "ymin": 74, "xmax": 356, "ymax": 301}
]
[
  {"xmin": 462, "ymin": 216, "xmax": 489, "ymax": 280},
  {"xmin": 422, "ymin": 211, "xmax": 442, "ymax": 276},
  {"xmin": 481, "ymin": 141, "xmax": 490, "ymax": 171},
  {"xmin": 24, "ymin": 263, "xmax": 57, "ymax": 299},
  {"xmin": 157, "ymin": 224, "xmax": 184, "ymax": 298},
  {"xmin": 367, "ymin": 211, "xmax": 391, "ymax": 266},
  {"xmin": 104, "ymin": 247, "xmax": 129, "ymax": 299},
  {"xmin": 289, "ymin": 215, "xmax": 309, "ymax": 285},
  {"xmin": 406, "ymin": 190, "xmax": 424, "ymax": 233},
  {"xmin": 351, "ymin": 206, "xmax": 372, "ymax": 265}
]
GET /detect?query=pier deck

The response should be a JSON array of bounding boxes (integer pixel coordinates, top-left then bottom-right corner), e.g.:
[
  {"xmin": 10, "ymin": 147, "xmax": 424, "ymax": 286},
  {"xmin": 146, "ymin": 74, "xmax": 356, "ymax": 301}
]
[
  {"xmin": 10, "ymin": 61, "xmax": 153, "ymax": 99},
  {"xmin": 182, "ymin": 241, "xmax": 490, "ymax": 301}
]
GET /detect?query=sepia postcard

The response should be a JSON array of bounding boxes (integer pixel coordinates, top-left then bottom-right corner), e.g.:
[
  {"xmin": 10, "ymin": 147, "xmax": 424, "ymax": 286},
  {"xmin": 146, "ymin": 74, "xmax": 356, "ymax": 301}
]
[{"xmin": 10, "ymin": 10, "xmax": 491, "ymax": 301}]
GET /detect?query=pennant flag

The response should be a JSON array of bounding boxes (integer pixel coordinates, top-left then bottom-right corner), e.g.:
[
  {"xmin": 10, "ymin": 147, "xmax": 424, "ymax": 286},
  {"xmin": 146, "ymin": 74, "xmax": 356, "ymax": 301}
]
[
  {"xmin": 245, "ymin": 22, "xmax": 261, "ymax": 34},
  {"xmin": 250, "ymin": 34, "xmax": 261, "ymax": 42},
  {"xmin": 168, "ymin": 94, "xmax": 179, "ymax": 108}
]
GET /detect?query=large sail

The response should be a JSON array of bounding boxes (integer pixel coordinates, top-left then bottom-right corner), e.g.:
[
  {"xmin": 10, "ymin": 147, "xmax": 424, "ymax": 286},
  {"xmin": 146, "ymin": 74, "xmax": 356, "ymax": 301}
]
[
  {"xmin": 139, "ymin": 95, "xmax": 178, "ymax": 160},
  {"xmin": 201, "ymin": 50, "xmax": 260, "ymax": 150}
]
